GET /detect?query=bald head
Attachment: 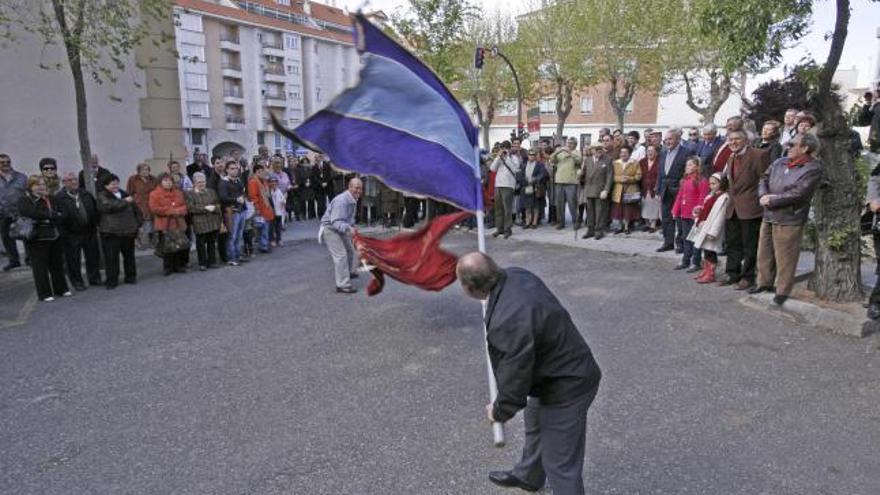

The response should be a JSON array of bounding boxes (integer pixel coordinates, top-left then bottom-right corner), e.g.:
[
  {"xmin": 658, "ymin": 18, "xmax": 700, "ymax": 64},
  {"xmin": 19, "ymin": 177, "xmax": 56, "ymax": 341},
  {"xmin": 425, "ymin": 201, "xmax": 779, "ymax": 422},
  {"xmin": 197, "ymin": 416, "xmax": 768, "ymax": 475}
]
[
  {"xmin": 457, "ymin": 252, "xmax": 503, "ymax": 299},
  {"xmin": 348, "ymin": 177, "xmax": 363, "ymax": 200}
]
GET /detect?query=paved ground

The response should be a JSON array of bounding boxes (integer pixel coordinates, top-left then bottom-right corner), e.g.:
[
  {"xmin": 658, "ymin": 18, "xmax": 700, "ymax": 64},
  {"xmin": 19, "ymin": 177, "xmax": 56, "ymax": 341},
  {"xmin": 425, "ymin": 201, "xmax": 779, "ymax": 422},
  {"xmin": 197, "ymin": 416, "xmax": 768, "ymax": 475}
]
[{"xmin": 1, "ymin": 221, "xmax": 879, "ymax": 494}]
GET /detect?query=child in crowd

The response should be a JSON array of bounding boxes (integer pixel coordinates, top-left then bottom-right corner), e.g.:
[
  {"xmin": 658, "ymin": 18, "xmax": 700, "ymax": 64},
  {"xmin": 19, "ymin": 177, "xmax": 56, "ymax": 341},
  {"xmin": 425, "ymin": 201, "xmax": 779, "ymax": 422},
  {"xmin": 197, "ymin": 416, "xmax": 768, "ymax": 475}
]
[
  {"xmin": 671, "ymin": 156, "xmax": 709, "ymax": 271},
  {"xmin": 268, "ymin": 176, "xmax": 286, "ymax": 247},
  {"xmin": 691, "ymin": 173, "xmax": 730, "ymax": 284}
]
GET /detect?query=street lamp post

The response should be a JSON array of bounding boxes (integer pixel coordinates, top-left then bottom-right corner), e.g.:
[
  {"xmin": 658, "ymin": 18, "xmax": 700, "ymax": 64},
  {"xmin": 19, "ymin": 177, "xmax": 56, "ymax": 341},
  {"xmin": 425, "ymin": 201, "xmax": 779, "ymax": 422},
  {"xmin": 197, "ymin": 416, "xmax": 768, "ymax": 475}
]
[{"xmin": 475, "ymin": 45, "xmax": 526, "ymax": 141}]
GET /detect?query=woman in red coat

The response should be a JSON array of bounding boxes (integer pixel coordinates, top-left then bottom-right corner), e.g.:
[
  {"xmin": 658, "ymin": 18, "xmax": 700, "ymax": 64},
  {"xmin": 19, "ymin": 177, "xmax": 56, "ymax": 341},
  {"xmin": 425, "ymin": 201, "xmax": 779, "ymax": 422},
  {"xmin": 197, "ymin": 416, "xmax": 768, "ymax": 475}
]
[
  {"xmin": 671, "ymin": 157, "xmax": 710, "ymax": 271},
  {"xmin": 149, "ymin": 174, "xmax": 189, "ymax": 275}
]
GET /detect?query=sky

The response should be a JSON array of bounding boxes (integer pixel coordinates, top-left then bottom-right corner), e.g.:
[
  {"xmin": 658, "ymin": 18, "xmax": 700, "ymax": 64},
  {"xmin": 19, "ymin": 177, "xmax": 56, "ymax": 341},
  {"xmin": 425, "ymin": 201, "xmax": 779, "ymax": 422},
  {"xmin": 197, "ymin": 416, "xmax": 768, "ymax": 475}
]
[{"xmin": 337, "ymin": 0, "xmax": 879, "ymax": 89}]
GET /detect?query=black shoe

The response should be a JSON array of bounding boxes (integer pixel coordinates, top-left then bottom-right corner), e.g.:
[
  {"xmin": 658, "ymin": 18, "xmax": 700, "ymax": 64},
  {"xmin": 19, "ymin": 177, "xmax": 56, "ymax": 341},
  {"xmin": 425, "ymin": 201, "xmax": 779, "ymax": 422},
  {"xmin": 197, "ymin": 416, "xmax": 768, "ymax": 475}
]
[
  {"xmin": 488, "ymin": 471, "xmax": 540, "ymax": 492},
  {"xmin": 581, "ymin": 230, "xmax": 594, "ymax": 239},
  {"xmin": 717, "ymin": 278, "xmax": 737, "ymax": 287},
  {"xmin": 675, "ymin": 247, "xmax": 684, "ymax": 254},
  {"xmin": 336, "ymin": 286, "xmax": 357, "ymax": 294},
  {"xmin": 492, "ymin": 230, "xmax": 502, "ymax": 238},
  {"xmin": 747, "ymin": 285, "xmax": 775, "ymax": 295},
  {"xmin": 163, "ymin": 269, "xmax": 173, "ymax": 276},
  {"xmin": 73, "ymin": 284, "xmax": 86, "ymax": 291},
  {"xmin": 555, "ymin": 224, "xmax": 565, "ymax": 230},
  {"xmin": 106, "ymin": 283, "xmax": 118, "ymax": 290},
  {"xmin": 867, "ymin": 303, "xmax": 880, "ymax": 320},
  {"xmin": 350, "ymin": 272, "xmax": 360, "ymax": 279},
  {"xmin": 685, "ymin": 265, "xmax": 701, "ymax": 273},
  {"xmin": 773, "ymin": 294, "xmax": 788, "ymax": 306},
  {"xmin": 199, "ymin": 266, "xmax": 207, "ymax": 272},
  {"xmin": 594, "ymin": 232, "xmax": 605, "ymax": 240},
  {"xmin": 673, "ymin": 263, "xmax": 688, "ymax": 270},
  {"xmin": 656, "ymin": 245, "xmax": 674, "ymax": 252},
  {"xmin": 2, "ymin": 261, "xmax": 21, "ymax": 272},
  {"xmin": 89, "ymin": 279, "xmax": 103, "ymax": 286},
  {"xmin": 124, "ymin": 278, "xmax": 136, "ymax": 285}
]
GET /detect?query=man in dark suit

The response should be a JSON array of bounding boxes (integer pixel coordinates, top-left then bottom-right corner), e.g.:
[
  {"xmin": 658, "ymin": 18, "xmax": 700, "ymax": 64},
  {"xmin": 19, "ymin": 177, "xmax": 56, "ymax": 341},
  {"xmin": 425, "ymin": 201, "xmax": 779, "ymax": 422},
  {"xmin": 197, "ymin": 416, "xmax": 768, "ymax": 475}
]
[
  {"xmin": 579, "ymin": 141, "xmax": 613, "ymax": 240},
  {"xmin": 694, "ymin": 123, "xmax": 724, "ymax": 177},
  {"xmin": 313, "ymin": 156, "xmax": 336, "ymax": 218},
  {"xmin": 55, "ymin": 172, "xmax": 102, "ymax": 290},
  {"xmin": 656, "ymin": 128, "xmax": 689, "ymax": 252},
  {"xmin": 78, "ymin": 154, "xmax": 113, "ymax": 193},
  {"xmin": 721, "ymin": 130, "xmax": 772, "ymax": 290},
  {"xmin": 457, "ymin": 252, "xmax": 602, "ymax": 495},
  {"xmin": 186, "ymin": 152, "xmax": 213, "ymax": 180}
]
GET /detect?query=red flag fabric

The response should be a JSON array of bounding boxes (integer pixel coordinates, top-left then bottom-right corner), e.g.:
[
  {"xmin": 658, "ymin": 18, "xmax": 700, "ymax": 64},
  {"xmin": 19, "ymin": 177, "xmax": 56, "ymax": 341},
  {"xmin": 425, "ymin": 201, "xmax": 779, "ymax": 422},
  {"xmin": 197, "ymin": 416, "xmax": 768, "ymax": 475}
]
[{"xmin": 353, "ymin": 211, "xmax": 472, "ymax": 296}]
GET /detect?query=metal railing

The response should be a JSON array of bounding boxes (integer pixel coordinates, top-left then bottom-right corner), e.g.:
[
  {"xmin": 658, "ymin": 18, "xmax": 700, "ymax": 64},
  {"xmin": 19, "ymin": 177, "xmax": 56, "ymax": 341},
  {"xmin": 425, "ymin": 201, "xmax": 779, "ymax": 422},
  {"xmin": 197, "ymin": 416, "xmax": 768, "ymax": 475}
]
[
  {"xmin": 223, "ymin": 88, "xmax": 243, "ymax": 98},
  {"xmin": 225, "ymin": 115, "xmax": 245, "ymax": 124},
  {"xmin": 263, "ymin": 65, "xmax": 285, "ymax": 76},
  {"xmin": 261, "ymin": 39, "xmax": 283, "ymax": 50},
  {"xmin": 264, "ymin": 92, "xmax": 287, "ymax": 100},
  {"xmin": 221, "ymin": 62, "xmax": 242, "ymax": 71},
  {"xmin": 220, "ymin": 33, "xmax": 240, "ymax": 44}
]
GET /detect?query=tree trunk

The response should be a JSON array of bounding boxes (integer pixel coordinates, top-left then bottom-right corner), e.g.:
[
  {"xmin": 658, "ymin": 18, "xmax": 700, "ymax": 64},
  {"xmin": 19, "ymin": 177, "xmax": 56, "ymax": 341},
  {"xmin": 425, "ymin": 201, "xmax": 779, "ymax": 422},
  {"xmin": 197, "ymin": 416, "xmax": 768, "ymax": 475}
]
[
  {"xmin": 808, "ymin": 0, "xmax": 861, "ymax": 302},
  {"xmin": 53, "ymin": 0, "xmax": 95, "ymax": 195},
  {"xmin": 682, "ymin": 71, "xmax": 731, "ymax": 125},
  {"xmin": 554, "ymin": 79, "xmax": 572, "ymax": 142}
]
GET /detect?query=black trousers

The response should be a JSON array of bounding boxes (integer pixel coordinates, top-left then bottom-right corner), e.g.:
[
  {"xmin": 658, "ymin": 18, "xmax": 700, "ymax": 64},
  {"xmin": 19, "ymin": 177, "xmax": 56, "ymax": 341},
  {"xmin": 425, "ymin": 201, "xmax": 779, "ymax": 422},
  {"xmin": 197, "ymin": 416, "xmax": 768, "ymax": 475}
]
[
  {"xmin": 216, "ymin": 232, "xmax": 229, "ymax": 262},
  {"xmin": 1, "ymin": 216, "xmax": 20, "ymax": 263},
  {"xmin": 724, "ymin": 215, "xmax": 762, "ymax": 283},
  {"xmin": 62, "ymin": 231, "xmax": 101, "ymax": 286},
  {"xmin": 304, "ymin": 198, "xmax": 317, "ymax": 219},
  {"xmin": 102, "ymin": 235, "xmax": 136, "ymax": 286},
  {"xmin": 26, "ymin": 238, "xmax": 69, "ymax": 299},
  {"xmin": 403, "ymin": 197, "xmax": 420, "ymax": 228},
  {"xmin": 195, "ymin": 231, "xmax": 218, "ymax": 267},
  {"xmin": 660, "ymin": 189, "xmax": 678, "ymax": 248},
  {"xmin": 316, "ymin": 193, "xmax": 329, "ymax": 217}
]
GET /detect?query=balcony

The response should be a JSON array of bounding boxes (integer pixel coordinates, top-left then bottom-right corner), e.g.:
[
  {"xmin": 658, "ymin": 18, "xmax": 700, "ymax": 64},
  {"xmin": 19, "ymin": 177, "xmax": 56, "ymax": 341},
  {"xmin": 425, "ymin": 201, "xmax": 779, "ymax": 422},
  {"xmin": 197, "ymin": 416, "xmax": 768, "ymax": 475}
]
[
  {"xmin": 223, "ymin": 88, "xmax": 244, "ymax": 103},
  {"xmin": 264, "ymin": 93, "xmax": 287, "ymax": 108},
  {"xmin": 263, "ymin": 64, "xmax": 286, "ymax": 82},
  {"xmin": 262, "ymin": 39, "xmax": 285, "ymax": 57},
  {"xmin": 221, "ymin": 61, "xmax": 242, "ymax": 78},
  {"xmin": 225, "ymin": 115, "xmax": 246, "ymax": 130},
  {"xmin": 220, "ymin": 33, "xmax": 241, "ymax": 51}
]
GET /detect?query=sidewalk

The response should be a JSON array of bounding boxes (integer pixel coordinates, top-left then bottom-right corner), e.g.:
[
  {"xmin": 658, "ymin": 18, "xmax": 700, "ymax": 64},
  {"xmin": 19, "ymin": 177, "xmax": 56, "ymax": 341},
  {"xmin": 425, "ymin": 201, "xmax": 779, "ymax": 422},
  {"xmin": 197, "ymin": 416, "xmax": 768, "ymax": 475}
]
[{"xmin": 459, "ymin": 222, "xmax": 876, "ymax": 337}]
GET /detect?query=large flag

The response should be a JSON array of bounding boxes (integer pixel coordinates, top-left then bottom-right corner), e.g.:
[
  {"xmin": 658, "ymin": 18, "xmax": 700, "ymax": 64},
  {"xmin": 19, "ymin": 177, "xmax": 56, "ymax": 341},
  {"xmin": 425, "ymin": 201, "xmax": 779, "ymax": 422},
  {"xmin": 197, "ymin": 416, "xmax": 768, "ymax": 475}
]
[
  {"xmin": 353, "ymin": 211, "xmax": 471, "ymax": 296},
  {"xmin": 272, "ymin": 13, "xmax": 482, "ymax": 212}
]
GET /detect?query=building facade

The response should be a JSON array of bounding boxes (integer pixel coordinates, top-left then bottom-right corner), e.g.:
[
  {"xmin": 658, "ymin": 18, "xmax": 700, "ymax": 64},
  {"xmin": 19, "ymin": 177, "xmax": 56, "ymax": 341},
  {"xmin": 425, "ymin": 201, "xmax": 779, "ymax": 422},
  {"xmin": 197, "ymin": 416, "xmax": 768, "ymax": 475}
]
[{"xmin": 173, "ymin": 0, "xmax": 360, "ymax": 160}]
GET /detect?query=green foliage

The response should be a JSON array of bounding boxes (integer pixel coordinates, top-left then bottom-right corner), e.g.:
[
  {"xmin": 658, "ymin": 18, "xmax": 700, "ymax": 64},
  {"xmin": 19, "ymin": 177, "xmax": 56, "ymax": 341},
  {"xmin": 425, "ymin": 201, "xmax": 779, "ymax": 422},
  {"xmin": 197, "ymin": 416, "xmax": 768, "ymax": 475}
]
[
  {"xmin": 0, "ymin": 0, "xmax": 172, "ymax": 84},
  {"xmin": 389, "ymin": 0, "xmax": 477, "ymax": 84},
  {"xmin": 746, "ymin": 74, "xmax": 810, "ymax": 128},
  {"xmin": 827, "ymin": 225, "xmax": 858, "ymax": 252},
  {"xmin": 698, "ymin": 0, "xmax": 811, "ymax": 73}
]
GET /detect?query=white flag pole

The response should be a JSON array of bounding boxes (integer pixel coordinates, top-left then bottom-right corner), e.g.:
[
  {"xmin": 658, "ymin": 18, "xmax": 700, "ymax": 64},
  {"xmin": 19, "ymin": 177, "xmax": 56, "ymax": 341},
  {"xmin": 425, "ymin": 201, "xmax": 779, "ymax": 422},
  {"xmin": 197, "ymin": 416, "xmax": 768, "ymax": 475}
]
[{"xmin": 475, "ymin": 146, "xmax": 505, "ymax": 448}]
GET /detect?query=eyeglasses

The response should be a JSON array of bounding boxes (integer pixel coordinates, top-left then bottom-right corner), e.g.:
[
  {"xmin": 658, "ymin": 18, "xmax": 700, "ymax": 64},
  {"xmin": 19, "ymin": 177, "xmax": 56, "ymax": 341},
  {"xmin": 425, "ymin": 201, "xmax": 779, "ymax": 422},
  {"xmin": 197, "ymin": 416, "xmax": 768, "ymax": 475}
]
[{"xmin": 42, "ymin": 167, "xmax": 57, "ymax": 171}]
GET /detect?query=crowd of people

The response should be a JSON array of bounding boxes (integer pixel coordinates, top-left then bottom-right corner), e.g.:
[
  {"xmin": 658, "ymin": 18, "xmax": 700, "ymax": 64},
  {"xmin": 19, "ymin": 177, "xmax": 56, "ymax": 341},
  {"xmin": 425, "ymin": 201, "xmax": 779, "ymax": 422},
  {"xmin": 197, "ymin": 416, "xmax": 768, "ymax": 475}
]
[
  {"xmin": 482, "ymin": 111, "xmax": 824, "ymax": 306},
  {"xmin": 0, "ymin": 146, "xmax": 382, "ymax": 302},
  {"xmin": 0, "ymin": 104, "xmax": 870, "ymax": 306}
]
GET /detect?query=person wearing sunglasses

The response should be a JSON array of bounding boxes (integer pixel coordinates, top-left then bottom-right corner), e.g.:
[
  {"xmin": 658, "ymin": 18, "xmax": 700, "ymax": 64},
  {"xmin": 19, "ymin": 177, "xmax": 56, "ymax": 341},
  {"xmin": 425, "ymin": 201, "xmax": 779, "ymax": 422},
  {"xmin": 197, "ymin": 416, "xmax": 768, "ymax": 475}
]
[{"xmin": 38, "ymin": 157, "xmax": 61, "ymax": 195}]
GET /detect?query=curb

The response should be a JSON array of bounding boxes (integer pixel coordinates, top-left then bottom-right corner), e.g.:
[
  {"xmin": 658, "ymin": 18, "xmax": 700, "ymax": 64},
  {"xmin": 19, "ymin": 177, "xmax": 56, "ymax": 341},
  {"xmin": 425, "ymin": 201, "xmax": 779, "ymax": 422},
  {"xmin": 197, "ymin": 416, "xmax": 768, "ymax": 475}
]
[{"xmin": 738, "ymin": 293, "xmax": 872, "ymax": 338}]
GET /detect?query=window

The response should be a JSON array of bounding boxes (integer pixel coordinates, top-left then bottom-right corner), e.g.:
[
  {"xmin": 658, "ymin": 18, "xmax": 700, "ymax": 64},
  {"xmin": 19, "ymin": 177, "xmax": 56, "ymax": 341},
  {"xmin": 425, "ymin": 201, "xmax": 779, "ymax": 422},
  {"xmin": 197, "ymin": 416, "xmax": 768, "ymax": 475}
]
[
  {"xmin": 315, "ymin": 64, "xmax": 321, "ymax": 80},
  {"xmin": 579, "ymin": 96, "xmax": 593, "ymax": 115},
  {"xmin": 285, "ymin": 35, "xmax": 298, "ymax": 49},
  {"xmin": 178, "ymin": 13, "xmax": 203, "ymax": 32},
  {"xmin": 276, "ymin": 0, "xmax": 290, "ymax": 5},
  {"xmin": 539, "ymin": 98, "xmax": 556, "ymax": 115},
  {"xmin": 180, "ymin": 43, "xmax": 205, "ymax": 63},
  {"xmin": 191, "ymin": 129, "xmax": 206, "ymax": 146},
  {"xmin": 316, "ymin": 87, "xmax": 322, "ymax": 103},
  {"xmin": 188, "ymin": 102, "xmax": 209, "ymax": 118},
  {"xmin": 289, "ymin": 90, "xmax": 301, "ymax": 100},
  {"xmin": 290, "ymin": 62, "xmax": 300, "ymax": 75},
  {"xmin": 626, "ymin": 99, "xmax": 634, "ymax": 114},
  {"xmin": 257, "ymin": 132, "xmax": 266, "ymax": 146},
  {"xmin": 313, "ymin": 43, "xmax": 318, "ymax": 54},
  {"xmin": 185, "ymin": 73, "xmax": 208, "ymax": 90},
  {"xmin": 274, "ymin": 133, "xmax": 283, "ymax": 148}
]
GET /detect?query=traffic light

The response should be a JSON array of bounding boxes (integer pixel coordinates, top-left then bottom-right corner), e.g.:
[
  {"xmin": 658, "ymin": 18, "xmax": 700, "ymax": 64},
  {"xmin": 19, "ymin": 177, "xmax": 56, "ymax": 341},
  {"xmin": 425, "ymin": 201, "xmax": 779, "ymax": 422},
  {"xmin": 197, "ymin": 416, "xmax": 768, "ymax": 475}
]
[{"xmin": 474, "ymin": 47, "xmax": 485, "ymax": 69}]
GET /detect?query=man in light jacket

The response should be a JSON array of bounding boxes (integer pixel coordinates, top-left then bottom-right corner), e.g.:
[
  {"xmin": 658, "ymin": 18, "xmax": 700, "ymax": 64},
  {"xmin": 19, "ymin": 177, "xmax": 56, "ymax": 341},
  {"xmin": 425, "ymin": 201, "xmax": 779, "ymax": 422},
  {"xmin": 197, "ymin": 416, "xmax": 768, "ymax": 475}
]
[
  {"xmin": 550, "ymin": 137, "xmax": 583, "ymax": 230},
  {"xmin": 320, "ymin": 178, "xmax": 363, "ymax": 294},
  {"xmin": 490, "ymin": 140, "xmax": 522, "ymax": 239}
]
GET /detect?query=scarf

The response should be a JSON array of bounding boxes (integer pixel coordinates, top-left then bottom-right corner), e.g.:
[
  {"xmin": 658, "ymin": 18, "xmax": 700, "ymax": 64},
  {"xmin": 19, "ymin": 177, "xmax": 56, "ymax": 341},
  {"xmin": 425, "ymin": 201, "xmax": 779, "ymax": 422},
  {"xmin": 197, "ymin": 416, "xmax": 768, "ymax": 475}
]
[{"xmin": 787, "ymin": 154, "xmax": 811, "ymax": 169}]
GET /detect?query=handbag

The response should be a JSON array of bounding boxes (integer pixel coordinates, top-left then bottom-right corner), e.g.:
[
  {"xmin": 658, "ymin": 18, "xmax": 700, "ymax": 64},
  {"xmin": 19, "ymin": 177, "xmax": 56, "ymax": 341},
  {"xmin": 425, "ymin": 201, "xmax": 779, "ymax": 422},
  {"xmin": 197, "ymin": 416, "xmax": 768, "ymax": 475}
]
[
  {"xmin": 155, "ymin": 218, "xmax": 190, "ymax": 256},
  {"xmin": 687, "ymin": 222, "xmax": 702, "ymax": 243},
  {"xmin": 9, "ymin": 216, "xmax": 35, "ymax": 241},
  {"xmin": 622, "ymin": 191, "xmax": 641, "ymax": 204}
]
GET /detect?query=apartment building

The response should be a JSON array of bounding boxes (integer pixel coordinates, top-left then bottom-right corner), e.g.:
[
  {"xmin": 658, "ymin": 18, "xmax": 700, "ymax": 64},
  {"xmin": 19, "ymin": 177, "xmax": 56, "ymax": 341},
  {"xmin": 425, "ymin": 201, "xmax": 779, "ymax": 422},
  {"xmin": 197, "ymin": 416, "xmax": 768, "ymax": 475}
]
[{"xmin": 173, "ymin": 0, "xmax": 360, "ymax": 159}]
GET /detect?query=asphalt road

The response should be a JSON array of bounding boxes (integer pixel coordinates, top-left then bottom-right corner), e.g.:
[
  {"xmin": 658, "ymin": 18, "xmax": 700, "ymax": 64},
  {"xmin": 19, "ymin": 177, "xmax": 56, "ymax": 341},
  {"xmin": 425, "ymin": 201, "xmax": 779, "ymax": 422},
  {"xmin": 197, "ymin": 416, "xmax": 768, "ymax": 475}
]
[{"xmin": 1, "ymin": 222, "xmax": 879, "ymax": 494}]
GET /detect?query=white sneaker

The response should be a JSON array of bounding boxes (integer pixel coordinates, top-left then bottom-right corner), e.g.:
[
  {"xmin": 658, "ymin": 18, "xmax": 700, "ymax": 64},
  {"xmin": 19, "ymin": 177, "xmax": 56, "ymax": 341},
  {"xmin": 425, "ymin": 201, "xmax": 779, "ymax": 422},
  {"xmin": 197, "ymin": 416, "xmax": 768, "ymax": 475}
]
[
  {"xmin": 42, "ymin": 297, "xmax": 55, "ymax": 302},
  {"xmin": 61, "ymin": 291, "xmax": 72, "ymax": 297}
]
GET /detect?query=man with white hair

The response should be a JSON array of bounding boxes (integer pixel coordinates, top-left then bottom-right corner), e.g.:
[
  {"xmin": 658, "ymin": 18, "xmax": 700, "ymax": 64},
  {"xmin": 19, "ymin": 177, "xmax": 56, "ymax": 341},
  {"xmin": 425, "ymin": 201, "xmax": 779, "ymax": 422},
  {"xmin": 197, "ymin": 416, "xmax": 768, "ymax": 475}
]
[
  {"xmin": 54, "ymin": 172, "xmax": 102, "ymax": 290},
  {"xmin": 320, "ymin": 177, "xmax": 363, "ymax": 294},
  {"xmin": 695, "ymin": 123, "xmax": 724, "ymax": 177},
  {"xmin": 656, "ymin": 128, "xmax": 689, "ymax": 252}
]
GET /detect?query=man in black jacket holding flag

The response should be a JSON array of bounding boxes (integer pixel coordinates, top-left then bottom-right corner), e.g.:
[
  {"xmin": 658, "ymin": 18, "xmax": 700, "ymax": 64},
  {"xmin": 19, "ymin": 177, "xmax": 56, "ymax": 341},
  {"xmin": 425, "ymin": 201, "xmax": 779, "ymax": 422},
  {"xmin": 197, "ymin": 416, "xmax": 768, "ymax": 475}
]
[{"xmin": 457, "ymin": 252, "xmax": 602, "ymax": 495}]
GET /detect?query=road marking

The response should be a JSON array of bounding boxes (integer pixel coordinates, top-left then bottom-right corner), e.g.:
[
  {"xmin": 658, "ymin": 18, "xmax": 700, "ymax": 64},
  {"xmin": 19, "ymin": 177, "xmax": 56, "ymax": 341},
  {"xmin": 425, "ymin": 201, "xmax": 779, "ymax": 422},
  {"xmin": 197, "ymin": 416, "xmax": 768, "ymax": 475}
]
[{"xmin": 0, "ymin": 293, "xmax": 37, "ymax": 329}]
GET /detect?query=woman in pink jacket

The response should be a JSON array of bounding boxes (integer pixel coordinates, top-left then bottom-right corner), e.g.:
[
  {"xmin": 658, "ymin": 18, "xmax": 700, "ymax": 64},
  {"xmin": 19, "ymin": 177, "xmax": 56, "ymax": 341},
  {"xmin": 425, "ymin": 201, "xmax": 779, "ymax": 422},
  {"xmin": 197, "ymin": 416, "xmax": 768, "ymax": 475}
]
[{"xmin": 671, "ymin": 156, "xmax": 709, "ymax": 271}]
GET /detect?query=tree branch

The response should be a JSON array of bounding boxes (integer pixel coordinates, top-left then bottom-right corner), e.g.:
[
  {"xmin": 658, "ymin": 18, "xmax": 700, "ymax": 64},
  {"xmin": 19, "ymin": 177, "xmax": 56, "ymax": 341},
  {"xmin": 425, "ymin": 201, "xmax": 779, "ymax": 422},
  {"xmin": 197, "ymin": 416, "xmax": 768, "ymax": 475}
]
[{"xmin": 818, "ymin": 0, "xmax": 850, "ymax": 96}]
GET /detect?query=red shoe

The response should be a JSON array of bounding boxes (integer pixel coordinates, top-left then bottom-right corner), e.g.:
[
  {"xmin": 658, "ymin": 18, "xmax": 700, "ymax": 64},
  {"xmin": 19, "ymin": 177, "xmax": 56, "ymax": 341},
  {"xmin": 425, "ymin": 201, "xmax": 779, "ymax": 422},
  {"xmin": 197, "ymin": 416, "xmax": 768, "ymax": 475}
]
[{"xmin": 694, "ymin": 264, "xmax": 711, "ymax": 283}]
